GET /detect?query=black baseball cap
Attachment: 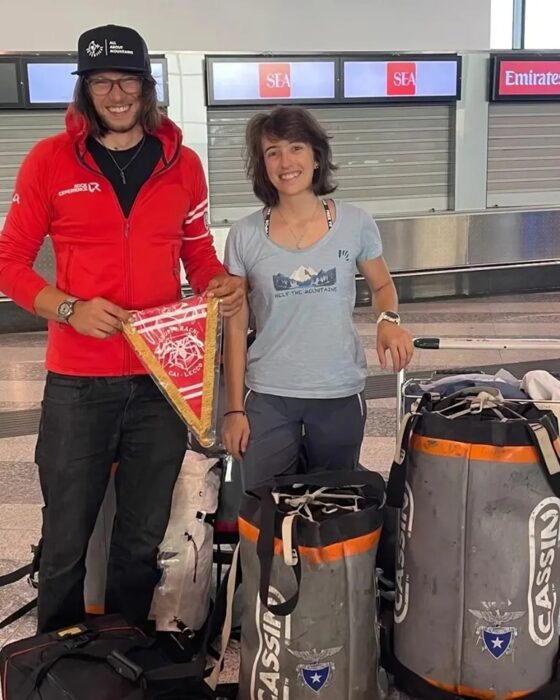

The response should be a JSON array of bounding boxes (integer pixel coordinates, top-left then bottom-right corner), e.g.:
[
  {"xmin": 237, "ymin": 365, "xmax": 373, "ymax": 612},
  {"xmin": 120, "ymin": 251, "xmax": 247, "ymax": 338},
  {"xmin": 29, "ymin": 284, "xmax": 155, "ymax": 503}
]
[{"xmin": 73, "ymin": 24, "xmax": 151, "ymax": 75}]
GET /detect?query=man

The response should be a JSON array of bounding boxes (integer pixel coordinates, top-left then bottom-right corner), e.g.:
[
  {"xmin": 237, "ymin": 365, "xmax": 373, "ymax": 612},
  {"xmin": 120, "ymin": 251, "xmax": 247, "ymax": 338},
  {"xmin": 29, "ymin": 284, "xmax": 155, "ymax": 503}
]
[{"xmin": 0, "ymin": 24, "xmax": 244, "ymax": 633}]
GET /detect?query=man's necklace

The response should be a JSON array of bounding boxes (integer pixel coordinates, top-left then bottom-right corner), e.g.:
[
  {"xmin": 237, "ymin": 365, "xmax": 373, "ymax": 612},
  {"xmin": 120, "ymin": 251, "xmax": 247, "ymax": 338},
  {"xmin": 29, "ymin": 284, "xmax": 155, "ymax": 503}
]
[
  {"xmin": 103, "ymin": 136, "xmax": 146, "ymax": 185},
  {"xmin": 276, "ymin": 198, "xmax": 321, "ymax": 249}
]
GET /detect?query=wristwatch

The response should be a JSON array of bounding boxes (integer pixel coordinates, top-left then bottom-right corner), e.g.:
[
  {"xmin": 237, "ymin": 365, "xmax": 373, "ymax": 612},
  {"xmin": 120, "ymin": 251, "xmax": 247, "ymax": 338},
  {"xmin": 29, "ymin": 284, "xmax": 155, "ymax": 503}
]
[
  {"xmin": 377, "ymin": 310, "xmax": 401, "ymax": 326},
  {"xmin": 56, "ymin": 297, "xmax": 79, "ymax": 324}
]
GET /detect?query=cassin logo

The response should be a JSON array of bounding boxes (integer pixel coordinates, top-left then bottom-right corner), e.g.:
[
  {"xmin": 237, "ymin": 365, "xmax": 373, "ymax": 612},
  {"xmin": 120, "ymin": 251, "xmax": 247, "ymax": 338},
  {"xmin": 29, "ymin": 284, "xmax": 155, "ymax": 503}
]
[
  {"xmin": 394, "ymin": 481, "xmax": 414, "ymax": 624},
  {"xmin": 528, "ymin": 496, "xmax": 560, "ymax": 646},
  {"xmin": 251, "ymin": 586, "xmax": 290, "ymax": 700}
]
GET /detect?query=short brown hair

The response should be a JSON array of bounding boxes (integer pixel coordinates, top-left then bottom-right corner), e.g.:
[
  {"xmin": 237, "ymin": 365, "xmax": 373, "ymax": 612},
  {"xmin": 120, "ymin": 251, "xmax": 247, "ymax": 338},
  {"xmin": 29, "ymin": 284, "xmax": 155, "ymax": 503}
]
[
  {"xmin": 72, "ymin": 74, "xmax": 162, "ymax": 139},
  {"xmin": 245, "ymin": 106, "xmax": 337, "ymax": 207}
]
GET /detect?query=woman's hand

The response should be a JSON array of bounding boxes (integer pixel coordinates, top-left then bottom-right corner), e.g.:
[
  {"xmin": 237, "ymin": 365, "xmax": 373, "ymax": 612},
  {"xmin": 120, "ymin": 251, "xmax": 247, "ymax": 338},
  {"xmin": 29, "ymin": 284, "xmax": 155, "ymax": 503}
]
[
  {"xmin": 377, "ymin": 322, "xmax": 414, "ymax": 372},
  {"xmin": 222, "ymin": 412, "xmax": 251, "ymax": 460}
]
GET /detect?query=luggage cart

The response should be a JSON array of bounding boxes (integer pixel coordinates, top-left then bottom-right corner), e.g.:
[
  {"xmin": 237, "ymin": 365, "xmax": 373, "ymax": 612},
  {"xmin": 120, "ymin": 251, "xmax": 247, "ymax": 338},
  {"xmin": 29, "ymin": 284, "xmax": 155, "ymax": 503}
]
[{"xmin": 395, "ymin": 336, "xmax": 560, "ymax": 426}]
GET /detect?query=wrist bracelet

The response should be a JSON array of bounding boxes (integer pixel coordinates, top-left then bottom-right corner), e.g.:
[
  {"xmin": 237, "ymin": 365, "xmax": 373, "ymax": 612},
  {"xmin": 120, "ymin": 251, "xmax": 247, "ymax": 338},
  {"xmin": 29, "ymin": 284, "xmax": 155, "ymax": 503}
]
[{"xmin": 224, "ymin": 409, "xmax": 246, "ymax": 417}]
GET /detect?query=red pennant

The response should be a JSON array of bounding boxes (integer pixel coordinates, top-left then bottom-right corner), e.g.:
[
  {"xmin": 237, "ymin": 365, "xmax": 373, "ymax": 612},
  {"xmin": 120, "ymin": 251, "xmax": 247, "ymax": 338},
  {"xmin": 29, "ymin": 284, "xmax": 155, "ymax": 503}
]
[{"xmin": 123, "ymin": 295, "xmax": 221, "ymax": 446}]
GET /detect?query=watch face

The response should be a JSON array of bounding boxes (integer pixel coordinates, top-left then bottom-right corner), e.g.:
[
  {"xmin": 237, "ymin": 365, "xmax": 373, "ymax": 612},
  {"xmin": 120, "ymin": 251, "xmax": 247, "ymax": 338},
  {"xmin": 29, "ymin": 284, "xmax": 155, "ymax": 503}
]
[
  {"xmin": 385, "ymin": 311, "xmax": 400, "ymax": 320},
  {"xmin": 58, "ymin": 301, "xmax": 75, "ymax": 319}
]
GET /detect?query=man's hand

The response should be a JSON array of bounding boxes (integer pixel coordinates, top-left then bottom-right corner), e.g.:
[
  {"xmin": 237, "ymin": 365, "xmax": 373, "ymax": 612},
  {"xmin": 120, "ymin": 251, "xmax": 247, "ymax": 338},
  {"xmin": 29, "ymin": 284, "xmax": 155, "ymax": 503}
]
[
  {"xmin": 68, "ymin": 297, "xmax": 130, "ymax": 339},
  {"xmin": 377, "ymin": 322, "xmax": 414, "ymax": 372},
  {"xmin": 206, "ymin": 274, "xmax": 245, "ymax": 317}
]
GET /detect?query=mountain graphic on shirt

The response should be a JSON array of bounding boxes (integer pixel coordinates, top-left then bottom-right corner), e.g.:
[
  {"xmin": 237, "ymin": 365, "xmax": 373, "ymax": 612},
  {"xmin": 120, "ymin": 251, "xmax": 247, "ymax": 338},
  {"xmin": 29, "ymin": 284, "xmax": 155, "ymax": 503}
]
[{"xmin": 273, "ymin": 264, "xmax": 337, "ymax": 291}]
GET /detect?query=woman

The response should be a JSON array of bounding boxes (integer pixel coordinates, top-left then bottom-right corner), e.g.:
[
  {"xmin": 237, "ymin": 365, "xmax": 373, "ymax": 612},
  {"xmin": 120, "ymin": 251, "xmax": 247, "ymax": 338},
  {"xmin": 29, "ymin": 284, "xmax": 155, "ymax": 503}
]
[{"xmin": 222, "ymin": 106, "xmax": 412, "ymax": 489}]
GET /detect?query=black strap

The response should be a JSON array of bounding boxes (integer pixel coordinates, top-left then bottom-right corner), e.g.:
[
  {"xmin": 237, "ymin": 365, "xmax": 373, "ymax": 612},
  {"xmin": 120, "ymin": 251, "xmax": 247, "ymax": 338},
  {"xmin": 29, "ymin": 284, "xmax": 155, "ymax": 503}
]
[
  {"xmin": 0, "ymin": 540, "xmax": 42, "ymax": 630},
  {"xmin": 527, "ymin": 414, "xmax": 560, "ymax": 498},
  {"xmin": 261, "ymin": 469, "xmax": 386, "ymax": 492},
  {"xmin": 0, "ymin": 540, "xmax": 40, "ymax": 590},
  {"xmin": 0, "ymin": 561, "xmax": 32, "ymax": 588},
  {"xmin": 142, "ymin": 656, "xmax": 206, "ymax": 683},
  {"xmin": 264, "ymin": 199, "xmax": 333, "ymax": 238},
  {"xmin": 206, "ymin": 552, "xmax": 242, "ymax": 647},
  {"xmin": 386, "ymin": 396, "xmax": 431, "ymax": 508},
  {"xmin": 0, "ymin": 597, "xmax": 37, "ymax": 631},
  {"xmin": 28, "ymin": 639, "xmax": 210, "ymax": 695},
  {"xmin": 256, "ymin": 488, "xmax": 302, "ymax": 617},
  {"xmin": 27, "ymin": 635, "xmax": 154, "ymax": 690}
]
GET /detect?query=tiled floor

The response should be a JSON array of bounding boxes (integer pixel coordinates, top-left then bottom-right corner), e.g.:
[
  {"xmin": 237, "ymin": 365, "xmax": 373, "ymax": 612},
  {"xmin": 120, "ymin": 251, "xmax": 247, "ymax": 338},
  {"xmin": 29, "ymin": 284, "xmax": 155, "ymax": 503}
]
[{"xmin": 0, "ymin": 291, "xmax": 559, "ymax": 694}]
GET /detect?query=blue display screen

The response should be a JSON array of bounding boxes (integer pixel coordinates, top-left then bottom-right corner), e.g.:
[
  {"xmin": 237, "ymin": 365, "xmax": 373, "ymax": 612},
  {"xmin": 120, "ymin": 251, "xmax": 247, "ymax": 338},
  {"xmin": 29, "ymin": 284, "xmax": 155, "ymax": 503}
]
[
  {"xmin": 208, "ymin": 59, "xmax": 337, "ymax": 105},
  {"xmin": 343, "ymin": 59, "xmax": 460, "ymax": 101},
  {"xmin": 27, "ymin": 63, "xmax": 77, "ymax": 104},
  {"xmin": 26, "ymin": 61, "xmax": 166, "ymax": 104}
]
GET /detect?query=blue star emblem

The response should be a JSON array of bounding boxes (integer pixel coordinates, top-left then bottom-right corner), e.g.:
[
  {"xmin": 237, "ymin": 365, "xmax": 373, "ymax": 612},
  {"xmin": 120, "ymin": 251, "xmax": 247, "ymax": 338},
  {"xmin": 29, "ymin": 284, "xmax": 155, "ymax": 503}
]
[
  {"xmin": 483, "ymin": 629, "xmax": 513, "ymax": 659},
  {"xmin": 302, "ymin": 665, "xmax": 330, "ymax": 693}
]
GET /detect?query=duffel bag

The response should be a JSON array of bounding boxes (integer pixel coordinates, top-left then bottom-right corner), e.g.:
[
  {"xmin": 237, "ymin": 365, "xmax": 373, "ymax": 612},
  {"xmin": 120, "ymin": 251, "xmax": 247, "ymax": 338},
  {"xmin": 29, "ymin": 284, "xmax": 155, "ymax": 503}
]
[
  {"xmin": 383, "ymin": 389, "xmax": 560, "ymax": 699},
  {"xmin": 238, "ymin": 470, "xmax": 385, "ymax": 700},
  {"xmin": 0, "ymin": 614, "xmax": 215, "ymax": 700}
]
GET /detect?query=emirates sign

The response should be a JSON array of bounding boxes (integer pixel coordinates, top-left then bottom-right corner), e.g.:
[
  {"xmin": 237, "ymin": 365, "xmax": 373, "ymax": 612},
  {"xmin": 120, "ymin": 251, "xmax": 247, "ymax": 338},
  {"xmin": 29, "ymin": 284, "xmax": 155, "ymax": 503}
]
[{"xmin": 493, "ymin": 57, "xmax": 560, "ymax": 100}]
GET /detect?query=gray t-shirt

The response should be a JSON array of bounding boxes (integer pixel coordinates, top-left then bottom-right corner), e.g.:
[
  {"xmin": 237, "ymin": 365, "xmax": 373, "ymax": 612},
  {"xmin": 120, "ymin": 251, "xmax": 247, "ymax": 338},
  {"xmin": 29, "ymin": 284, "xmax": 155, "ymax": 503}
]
[{"xmin": 224, "ymin": 200, "xmax": 383, "ymax": 398}]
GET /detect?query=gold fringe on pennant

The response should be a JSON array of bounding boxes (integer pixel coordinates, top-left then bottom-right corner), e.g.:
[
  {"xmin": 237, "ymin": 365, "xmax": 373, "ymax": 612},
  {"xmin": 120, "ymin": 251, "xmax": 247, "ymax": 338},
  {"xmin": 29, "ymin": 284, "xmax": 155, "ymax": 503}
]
[{"xmin": 122, "ymin": 298, "xmax": 220, "ymax": 447}]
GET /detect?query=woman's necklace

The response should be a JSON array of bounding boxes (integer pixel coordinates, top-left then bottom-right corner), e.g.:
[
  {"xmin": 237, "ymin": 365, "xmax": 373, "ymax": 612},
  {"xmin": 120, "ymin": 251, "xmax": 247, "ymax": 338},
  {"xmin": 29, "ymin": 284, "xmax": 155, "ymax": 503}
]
[
  {"xmin": 102, "ymin": 135, "xmax": 146, "ymax": 185},
  {"xmin": 276, "ymin": 198, "xmax": 321, "ymax": 249}
]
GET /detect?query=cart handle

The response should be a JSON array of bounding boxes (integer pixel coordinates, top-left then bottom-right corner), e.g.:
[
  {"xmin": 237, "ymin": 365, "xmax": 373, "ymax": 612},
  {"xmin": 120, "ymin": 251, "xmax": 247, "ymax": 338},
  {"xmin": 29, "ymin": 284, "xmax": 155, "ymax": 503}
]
[{"xmin": 413, "ymin": 337, "xmax": 560, "ymax": 351}]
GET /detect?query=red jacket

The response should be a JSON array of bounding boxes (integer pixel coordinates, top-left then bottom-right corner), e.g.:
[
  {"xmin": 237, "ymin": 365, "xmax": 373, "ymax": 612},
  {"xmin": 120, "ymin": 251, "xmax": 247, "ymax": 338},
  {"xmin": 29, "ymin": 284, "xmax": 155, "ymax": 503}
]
[{"xmin": 0, "ymin": 108, "xmax": 225, "ymax": 376}]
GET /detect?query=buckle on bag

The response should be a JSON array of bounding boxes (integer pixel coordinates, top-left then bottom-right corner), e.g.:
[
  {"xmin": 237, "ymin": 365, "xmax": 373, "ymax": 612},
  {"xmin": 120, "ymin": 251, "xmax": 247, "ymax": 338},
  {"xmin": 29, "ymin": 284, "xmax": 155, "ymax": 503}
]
[{"xmin": 107, "ymin": 650, "xmax": 143, "ymax": 682}]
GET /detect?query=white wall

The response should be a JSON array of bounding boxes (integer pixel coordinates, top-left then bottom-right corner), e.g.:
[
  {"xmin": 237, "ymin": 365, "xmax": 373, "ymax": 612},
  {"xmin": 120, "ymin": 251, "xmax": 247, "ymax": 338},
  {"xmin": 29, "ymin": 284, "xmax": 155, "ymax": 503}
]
[
  {"xmin": 490, "ymin": 0, "xmax": 513, "ymax": 49},
  {"xmin": 1, "ymin": 0, "xmax": 491, "ymax": 52},
  {"xmin": 163, "ymin": 52, "xmax": 230, "ymax": 259}
]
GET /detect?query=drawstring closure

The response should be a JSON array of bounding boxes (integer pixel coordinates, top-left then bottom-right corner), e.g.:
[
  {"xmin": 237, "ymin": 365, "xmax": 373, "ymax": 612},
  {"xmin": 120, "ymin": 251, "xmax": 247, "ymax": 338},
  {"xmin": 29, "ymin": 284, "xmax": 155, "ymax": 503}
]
[{"xmin": 272, "ymin": 487, "xmax": 367, "ymax": 566}]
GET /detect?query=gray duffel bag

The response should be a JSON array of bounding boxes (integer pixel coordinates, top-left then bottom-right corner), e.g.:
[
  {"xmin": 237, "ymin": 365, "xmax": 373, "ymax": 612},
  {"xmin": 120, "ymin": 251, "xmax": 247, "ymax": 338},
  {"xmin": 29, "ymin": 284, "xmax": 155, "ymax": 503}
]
[
  {"xmin": 383, "ymin": 389, "xmax": 560, "ymax": 700},
  {"xmin": 238, "ymin": 470, "xmax": 385, "ymax": 700}
]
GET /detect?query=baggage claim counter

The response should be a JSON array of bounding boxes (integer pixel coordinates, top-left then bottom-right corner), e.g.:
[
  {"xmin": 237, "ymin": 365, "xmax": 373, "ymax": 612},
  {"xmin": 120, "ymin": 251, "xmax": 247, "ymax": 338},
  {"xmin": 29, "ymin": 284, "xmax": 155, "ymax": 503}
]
[
  {"xmin": 2, "ymin": 51, "xmax": 560, "ymax": 331},
  {"xmin": 205, "ymin": 52, "xmax": 560, "ymax": 304}
]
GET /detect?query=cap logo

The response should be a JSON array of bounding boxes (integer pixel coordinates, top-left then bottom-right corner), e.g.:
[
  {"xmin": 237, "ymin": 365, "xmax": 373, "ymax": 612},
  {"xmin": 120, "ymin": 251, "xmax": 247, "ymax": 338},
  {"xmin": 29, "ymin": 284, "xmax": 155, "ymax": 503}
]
[
  {"xmin": 108, "ymin": 40, "xmax": 134, "ymax": 56},
  {"xmin": 86, "ymin": 40, "xmax": 103, "ymax": 58}
]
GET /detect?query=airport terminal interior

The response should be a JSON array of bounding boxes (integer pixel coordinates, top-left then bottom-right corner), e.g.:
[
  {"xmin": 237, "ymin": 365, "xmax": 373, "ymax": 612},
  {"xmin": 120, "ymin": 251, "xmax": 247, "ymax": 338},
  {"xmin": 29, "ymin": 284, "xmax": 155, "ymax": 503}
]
[
  {"xmin": 2, "ymin": 0, "xmax": 560, "ymax": 697},
  {"xmin": 2, "ymin": 291, "xmax": 560, "ymax": 686}
]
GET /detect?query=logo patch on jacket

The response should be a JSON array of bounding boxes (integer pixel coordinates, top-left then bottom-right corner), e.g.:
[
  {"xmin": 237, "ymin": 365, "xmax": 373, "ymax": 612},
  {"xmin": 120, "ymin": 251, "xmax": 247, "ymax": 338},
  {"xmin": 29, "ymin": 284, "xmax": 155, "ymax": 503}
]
[{"xmin": 58, "ymin": 183, "xmax": 102, "ymax": 197}]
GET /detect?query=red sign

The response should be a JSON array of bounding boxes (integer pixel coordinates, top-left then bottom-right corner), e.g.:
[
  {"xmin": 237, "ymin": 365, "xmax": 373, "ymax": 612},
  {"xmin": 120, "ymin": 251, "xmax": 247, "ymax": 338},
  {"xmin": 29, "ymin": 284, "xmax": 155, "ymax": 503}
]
[
  {"xmin": 259, "ymin": 63, "xmax": 292, "ymax": 98},
  {"xmin": 387, "ymin": 62, "xmax": 417, "ymax": 96},
  {"xmin": 498, "ymin": 60, "xmax": 560, "ymax": 96},
  {"xmin": 123, "ymin": 296, "xmax": 221, "ymax": 447}
]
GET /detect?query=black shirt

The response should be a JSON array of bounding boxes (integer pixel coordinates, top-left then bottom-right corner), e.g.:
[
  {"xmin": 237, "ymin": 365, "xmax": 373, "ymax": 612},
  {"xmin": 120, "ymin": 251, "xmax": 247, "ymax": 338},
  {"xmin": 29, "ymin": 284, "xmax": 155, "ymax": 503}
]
[{"xmin": 86, "ymin": 134, "xmax": 162, "ymax": 218}]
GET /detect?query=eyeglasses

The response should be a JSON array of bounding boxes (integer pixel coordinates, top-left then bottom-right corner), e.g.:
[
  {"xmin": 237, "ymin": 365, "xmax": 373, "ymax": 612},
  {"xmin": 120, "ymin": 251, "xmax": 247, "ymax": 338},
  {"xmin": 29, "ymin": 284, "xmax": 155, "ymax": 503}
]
[{"xmin": 87, "ymin": 76, "xmax": 143, "ymax": 96}]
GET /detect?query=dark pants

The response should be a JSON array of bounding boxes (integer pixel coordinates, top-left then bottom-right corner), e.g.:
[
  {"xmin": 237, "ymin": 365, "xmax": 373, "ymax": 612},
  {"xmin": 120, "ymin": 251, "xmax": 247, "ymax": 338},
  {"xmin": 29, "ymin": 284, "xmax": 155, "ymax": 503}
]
[
  {"xmin": 35, "ymin": 372, "xmax": 188, "ymax": 633},
  {"xmin": 241, "ymin": 390, "xmax": 367, "ymax": 490}
]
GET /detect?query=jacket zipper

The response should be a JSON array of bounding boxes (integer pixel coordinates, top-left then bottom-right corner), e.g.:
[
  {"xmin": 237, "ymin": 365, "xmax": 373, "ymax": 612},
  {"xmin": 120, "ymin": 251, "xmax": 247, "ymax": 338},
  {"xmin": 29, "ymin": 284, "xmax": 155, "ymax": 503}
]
[
  {"xmin": 122, "ymin": 218, "xmax": 132, "ymax": 374},
  {"xmin": 74, "ymin": 145, "xmax": 181, "ymax": 374}
]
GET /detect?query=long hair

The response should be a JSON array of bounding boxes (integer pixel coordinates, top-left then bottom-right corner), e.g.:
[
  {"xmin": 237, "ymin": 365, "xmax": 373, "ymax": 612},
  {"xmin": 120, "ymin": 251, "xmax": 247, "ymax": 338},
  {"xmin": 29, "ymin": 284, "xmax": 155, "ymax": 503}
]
[
  {"xmin": 72, "ymin": 74, "xmax": 162, "ymax": 138},
  {"xmin": 245, "ymin": 106, "xmax": 337, "ymax": 207}
]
